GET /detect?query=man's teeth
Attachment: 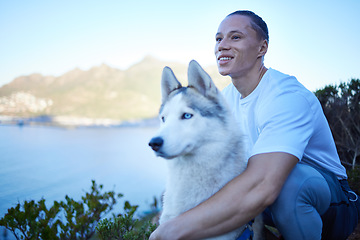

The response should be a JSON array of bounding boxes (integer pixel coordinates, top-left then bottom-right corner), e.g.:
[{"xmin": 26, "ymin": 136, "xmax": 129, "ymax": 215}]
[{"xmin": 220, "ymin": 57, "xmax": 232, "ymax": 60}]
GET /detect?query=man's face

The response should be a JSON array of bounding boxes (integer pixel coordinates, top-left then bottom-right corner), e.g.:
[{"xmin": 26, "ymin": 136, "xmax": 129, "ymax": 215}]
[{"xmin": 215, "ymin": 15, "xmax": 265, "ymax": 78}]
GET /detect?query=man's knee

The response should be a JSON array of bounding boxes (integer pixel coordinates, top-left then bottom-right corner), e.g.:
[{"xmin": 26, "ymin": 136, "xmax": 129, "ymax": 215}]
[
  {"xmin": 270, "ymin": 164, "xmax": 330, "ymax": 216},
  {"xmin": 266, "ymin": 164, "xmax": 331, "ymax": 239}
]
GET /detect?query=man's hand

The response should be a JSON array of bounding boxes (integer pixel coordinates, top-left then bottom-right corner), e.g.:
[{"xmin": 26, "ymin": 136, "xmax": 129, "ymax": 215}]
[
  {"xmin": 149, "ymin": 228, "xmax": 160, "ymax": 240},
  {"xmin": 149, "ymin": 218, "xmax": 182, "ymax": 240}
]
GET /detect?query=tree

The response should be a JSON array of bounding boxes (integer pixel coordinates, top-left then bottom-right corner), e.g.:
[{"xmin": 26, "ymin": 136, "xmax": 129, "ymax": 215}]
[{"xmin": 315, "ymin": 78, "xmax": 360, "ymax": 169}]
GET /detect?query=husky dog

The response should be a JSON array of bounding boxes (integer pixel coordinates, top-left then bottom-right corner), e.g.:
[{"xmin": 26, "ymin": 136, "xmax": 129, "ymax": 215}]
[{"xmin": 149, "ymin": 60, "xmax": 263, "ymax": 240}]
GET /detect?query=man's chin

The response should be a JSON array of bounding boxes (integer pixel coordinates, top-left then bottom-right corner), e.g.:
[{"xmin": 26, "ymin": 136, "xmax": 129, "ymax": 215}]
[{"xmin": 218, "ymin": 68, "xmax": 230, "ymax": 76}]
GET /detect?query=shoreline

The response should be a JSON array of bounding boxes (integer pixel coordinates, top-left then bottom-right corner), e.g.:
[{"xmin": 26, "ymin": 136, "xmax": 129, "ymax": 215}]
[{"xmin": 0, "ymin": 115, "xmax": 159, "ymax": 128}]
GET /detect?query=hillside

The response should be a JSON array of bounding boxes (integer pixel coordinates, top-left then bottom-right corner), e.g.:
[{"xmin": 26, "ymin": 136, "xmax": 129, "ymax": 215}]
[{"xmin": 0, "ymin": 57, "xmax": 231, "ymax": 121}]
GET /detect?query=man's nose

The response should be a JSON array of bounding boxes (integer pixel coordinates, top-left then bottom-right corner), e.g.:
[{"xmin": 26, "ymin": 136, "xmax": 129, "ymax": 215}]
[{"xmin": 216, "ymin": 39, "xmax": 230, "ymax": 51}]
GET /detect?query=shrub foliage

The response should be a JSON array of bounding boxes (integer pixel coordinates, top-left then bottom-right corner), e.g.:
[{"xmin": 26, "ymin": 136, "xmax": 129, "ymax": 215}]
[
  {"xmin": 96, "ymin": 201, "xmax": 157, "ymax": 240},
  {"xmin": 0, "ymin": 180, "xmax": 156, "ymax": 240}
]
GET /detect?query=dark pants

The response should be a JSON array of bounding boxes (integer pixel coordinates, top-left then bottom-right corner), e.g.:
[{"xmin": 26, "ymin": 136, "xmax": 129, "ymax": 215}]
[
  {"xmin": 263, "ymin": 163, "xmax": 360, "ymax": 240},
  {"xmin": 318, "ymin": 168, "xmax": 360, "ymax": 240}
]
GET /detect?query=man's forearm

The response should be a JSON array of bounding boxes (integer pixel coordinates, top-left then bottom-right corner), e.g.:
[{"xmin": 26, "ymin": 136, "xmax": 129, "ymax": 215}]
[{"xmin": 175, "ymin": 171, "xmax": 271, "ymax": 239}]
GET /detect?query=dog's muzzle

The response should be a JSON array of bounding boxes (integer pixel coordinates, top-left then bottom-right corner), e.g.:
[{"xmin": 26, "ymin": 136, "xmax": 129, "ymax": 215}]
[{"xmin": 149, "ymin": 137, "xmax": 164, "ymax": 152}]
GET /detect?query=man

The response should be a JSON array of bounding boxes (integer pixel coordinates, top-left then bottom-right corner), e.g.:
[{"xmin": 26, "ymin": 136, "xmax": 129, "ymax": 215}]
[{"xmin": 149, "ymin": 10, "xmax": 359, "ymax": 240}]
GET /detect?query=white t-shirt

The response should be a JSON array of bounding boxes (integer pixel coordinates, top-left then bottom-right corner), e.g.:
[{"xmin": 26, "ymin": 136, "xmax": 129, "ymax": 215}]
[{"xmin": 222, "ymin": 68, "xmax": 347, "ymax": 179}]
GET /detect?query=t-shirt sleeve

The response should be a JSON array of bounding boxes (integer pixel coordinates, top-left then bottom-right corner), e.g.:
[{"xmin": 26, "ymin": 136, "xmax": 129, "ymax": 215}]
[{"xmin": 250, "ymin": 92, "xmax": 314, "ymax": 161}]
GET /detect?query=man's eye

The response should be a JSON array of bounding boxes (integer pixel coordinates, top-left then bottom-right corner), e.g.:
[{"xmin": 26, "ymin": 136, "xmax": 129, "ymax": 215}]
[
  {"xmin": 161, "ymin": 116, "xmax": 165, "ymax": 122},
  {"xmin": 182, "ymin": 113, "xmax": 193, "ymax": 119},
  {"xmin": 216, "ymin": 37, "xmax": 222, "ymax": 42}
]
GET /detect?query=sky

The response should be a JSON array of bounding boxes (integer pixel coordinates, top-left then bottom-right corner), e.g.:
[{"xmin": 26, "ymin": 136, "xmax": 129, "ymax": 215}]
[{"xmin": 1, "ymin": 0, "xmax": 359, "ymax": 91}]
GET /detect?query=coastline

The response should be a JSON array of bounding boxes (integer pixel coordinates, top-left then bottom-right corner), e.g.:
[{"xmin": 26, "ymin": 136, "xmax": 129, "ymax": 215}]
[{"xmin": 0, "ymin": 115, "xmax": 160, "ymax": 128}]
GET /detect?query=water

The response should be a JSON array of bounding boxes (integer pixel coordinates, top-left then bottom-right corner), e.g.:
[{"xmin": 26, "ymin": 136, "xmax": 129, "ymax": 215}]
[{"xmin": 0, "ymin": 124, "xmax": 167, "ymax": 238}]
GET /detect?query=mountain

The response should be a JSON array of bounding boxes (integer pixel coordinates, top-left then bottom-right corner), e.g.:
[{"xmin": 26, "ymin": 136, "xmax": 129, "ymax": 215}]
[{"xmin": 0, "ymin": 56, "xmax": 231, "ymax": 121}]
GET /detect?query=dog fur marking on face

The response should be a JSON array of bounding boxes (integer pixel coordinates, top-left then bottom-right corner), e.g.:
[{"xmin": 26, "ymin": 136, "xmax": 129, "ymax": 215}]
[{"xmin": 160, "ymin": 87, "xmax": 227, "ymax": 124}]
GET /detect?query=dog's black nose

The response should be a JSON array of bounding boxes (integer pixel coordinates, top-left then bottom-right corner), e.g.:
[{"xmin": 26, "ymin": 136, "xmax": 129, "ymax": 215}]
[{"xmin": 149, "ymin": 137, "xmax": 164, "ymax": 152}]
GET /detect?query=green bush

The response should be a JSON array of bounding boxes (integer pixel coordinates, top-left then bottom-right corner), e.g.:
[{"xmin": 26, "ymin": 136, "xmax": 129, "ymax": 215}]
[
  {"xmin": 96, "ymin": 201, "xmax": 157, "ymax": 240},
  {"xmin": 0, "ymin": 180, "xmax": 121, "ymax": 240},
  {"xmin": 0, "ymin": 198, "xmax": 62, "ymax": 239}
]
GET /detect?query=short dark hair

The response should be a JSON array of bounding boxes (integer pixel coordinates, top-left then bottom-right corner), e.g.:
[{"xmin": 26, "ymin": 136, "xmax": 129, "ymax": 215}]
[{"xmin": 227, "ymin": 10, "xmax": 269, "ymax": 42}]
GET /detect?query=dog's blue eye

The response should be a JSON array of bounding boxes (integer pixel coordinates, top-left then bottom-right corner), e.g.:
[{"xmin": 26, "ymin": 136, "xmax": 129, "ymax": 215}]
[{"xmin": 182, "ymin": 113, "xmax": 193, "ymax": 119}]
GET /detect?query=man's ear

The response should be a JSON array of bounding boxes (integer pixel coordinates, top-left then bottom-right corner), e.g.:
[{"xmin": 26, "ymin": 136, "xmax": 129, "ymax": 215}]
[{"xmin": 258, "ymin": 39, "xmax": 268, "ymax": 58}]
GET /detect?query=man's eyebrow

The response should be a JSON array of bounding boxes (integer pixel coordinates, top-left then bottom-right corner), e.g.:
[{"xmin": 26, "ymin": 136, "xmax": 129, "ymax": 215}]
[{"xmin": 216, "ymin": 30, "xmax": 245, "ymax": 36}]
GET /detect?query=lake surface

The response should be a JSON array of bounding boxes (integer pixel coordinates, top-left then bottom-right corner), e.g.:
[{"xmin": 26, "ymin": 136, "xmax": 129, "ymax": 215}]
[{"xmin": 0, "ymin": 125, "xmax": 167, "ymax": 221}]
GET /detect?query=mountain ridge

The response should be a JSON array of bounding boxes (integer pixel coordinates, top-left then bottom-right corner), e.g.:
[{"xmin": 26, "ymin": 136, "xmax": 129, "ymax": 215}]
[{"xmin": 0, "ymin": 57, "xmax": 231, "ymax": 121}]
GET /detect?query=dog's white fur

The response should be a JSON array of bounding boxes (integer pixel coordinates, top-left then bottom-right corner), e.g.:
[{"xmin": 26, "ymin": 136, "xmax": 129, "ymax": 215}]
[{"xmin": 149, "ymin": 60, "xmax": 263, "ymax": 240}]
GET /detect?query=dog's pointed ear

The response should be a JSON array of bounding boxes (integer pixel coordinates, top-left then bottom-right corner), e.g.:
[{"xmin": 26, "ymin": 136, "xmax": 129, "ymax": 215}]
[
  {"xmin": 188, "ymin": 60, "xmax": 218, "ymax": 98},
  {"xmin": 161, "ymin": 66, "xmax": 182, "ymax": 103}
]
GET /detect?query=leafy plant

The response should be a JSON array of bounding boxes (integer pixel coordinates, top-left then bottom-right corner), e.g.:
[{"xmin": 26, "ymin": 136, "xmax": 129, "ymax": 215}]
[
  {"xmin": 0, "ymin": 180, "xmax": 121, "ymax": 240},
  {"xmin": 0, "ymin": 199, "xmax": 62, "ymax": 239},
  {"xmin": 96, "ymin": 200, "xmax": 158, "ymax": 240}
]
